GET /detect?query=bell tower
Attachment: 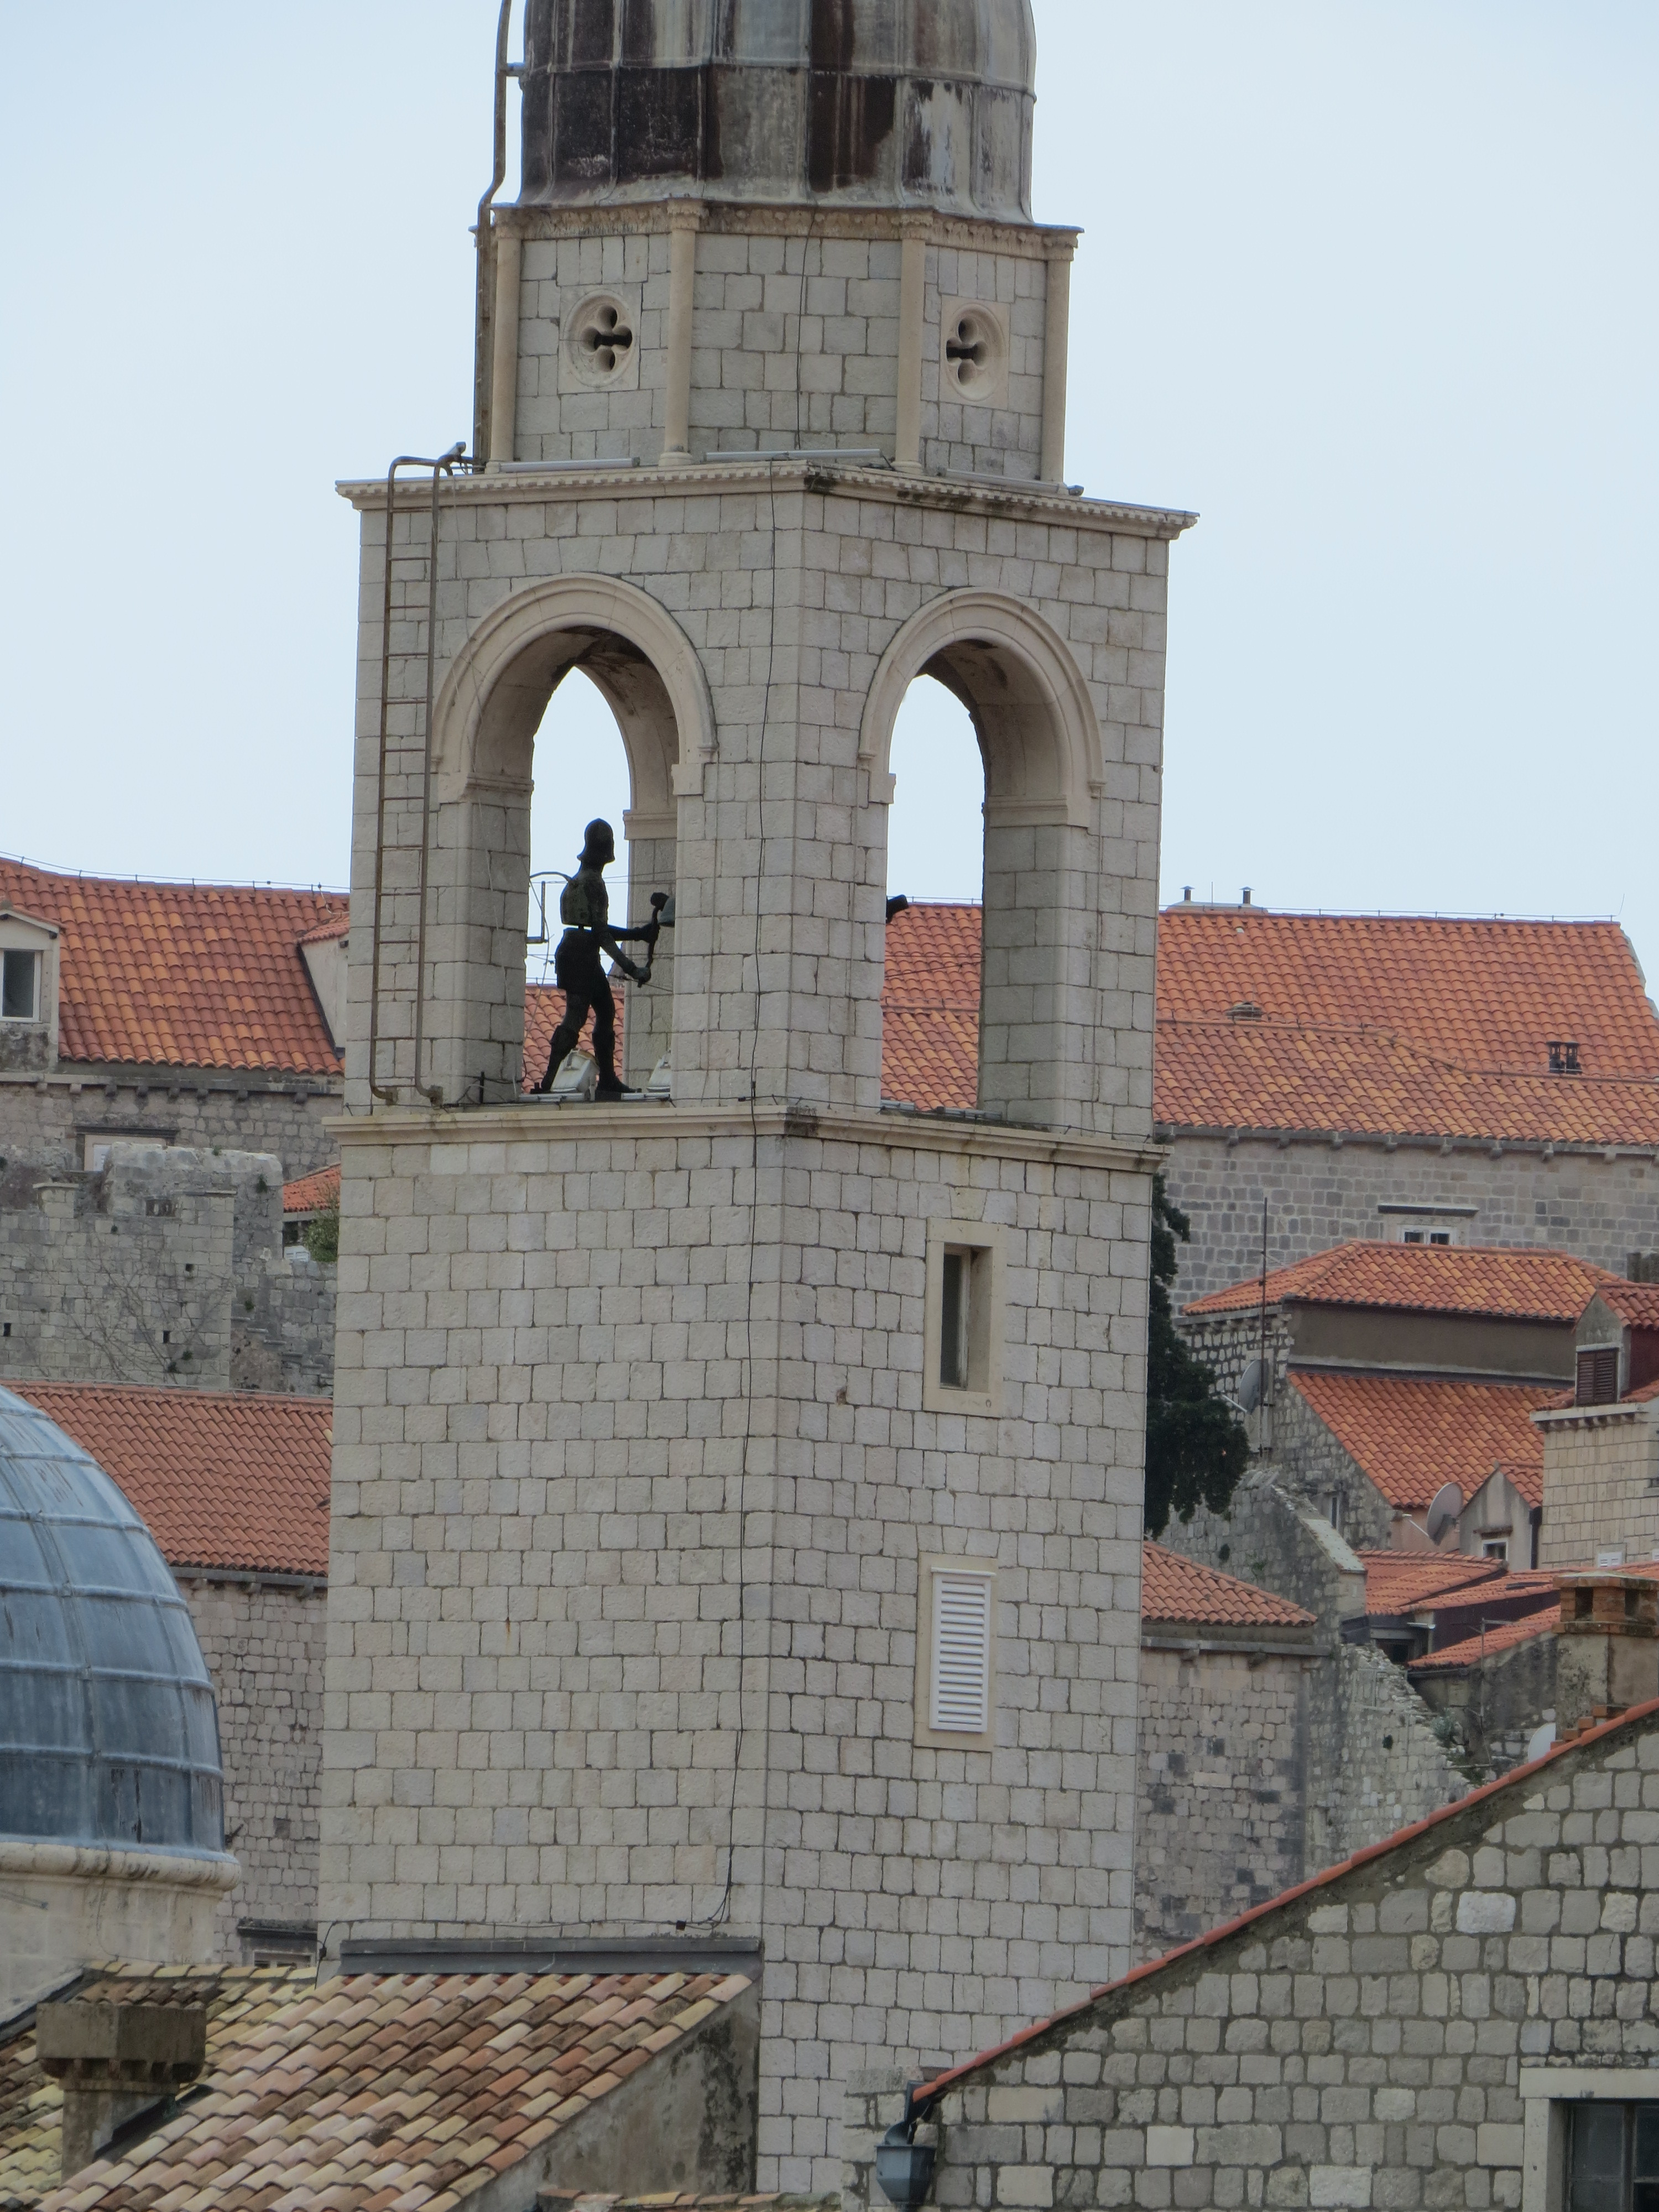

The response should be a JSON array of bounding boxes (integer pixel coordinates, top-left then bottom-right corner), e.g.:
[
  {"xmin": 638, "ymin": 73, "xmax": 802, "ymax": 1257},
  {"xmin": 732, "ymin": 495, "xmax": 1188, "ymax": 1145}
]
[{"xmin": 322, "ymin": 1, "xmax": 1194, "ymax": 2188}]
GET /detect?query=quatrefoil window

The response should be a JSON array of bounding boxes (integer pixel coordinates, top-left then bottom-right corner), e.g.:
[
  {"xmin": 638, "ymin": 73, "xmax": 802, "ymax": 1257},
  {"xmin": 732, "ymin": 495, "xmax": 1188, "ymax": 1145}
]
[
  {"xmin": 566, "ymin": 293, "xmax": 637, "ymax": 387},
  {"xmin": 941, "ymin": 300, "xmax": 1010, "ymax": 408}
]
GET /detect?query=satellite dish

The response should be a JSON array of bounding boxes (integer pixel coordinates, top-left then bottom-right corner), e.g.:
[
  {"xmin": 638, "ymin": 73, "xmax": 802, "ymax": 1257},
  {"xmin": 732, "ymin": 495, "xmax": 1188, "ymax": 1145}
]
[
  {"xmin": 1426, "ymin": 1481, "xmax": 1463, "ymax": 1547},
  {"xmin": 1237, "ymin": 1358, "xmax": 1265, "ymax": 1414}
]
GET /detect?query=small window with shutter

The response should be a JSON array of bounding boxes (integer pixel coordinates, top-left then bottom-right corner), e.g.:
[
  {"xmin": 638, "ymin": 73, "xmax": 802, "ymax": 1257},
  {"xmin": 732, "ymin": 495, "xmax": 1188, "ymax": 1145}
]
[
  {"xmin": 1578, "ymin": 1345, "xmax": 1622, "ymax": 1406},
  {"xmin": 915, "ymin": 1557, "xmax": 997, "ymax": 1749},
  {"xmin": 922, "ymin": 1221, "xmax": 1006, "ymax": 1417}
]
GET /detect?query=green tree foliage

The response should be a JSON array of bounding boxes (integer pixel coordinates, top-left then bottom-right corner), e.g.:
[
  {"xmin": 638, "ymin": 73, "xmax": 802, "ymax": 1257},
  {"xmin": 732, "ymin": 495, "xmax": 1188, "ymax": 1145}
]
[
  {"xmin": 1144, "ymin": 1175, "xmax": 1250, "ymax": 1538},
  {"xmin": 302, "ymin": 1192, "xmax": 340, "ymax": 1266}
]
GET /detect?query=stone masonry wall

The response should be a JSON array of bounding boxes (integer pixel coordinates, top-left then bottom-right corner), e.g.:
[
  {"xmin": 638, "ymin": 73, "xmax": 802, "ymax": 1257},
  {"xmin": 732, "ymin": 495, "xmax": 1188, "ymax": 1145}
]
[
  {"xmin": 181, "ymin": 1576, "xmax": 326, "ymax": 1956},
  {"xmin": 1135, "ymin": 1647, "xmax": 1311, "ymax": 1964},
  {"xmin": 0, "ymin": 1073, "xmax": 340, "ymax": 1183},
  {"xmin": 843, "ymin": 1705, "xmax": 1659, "ymax": 2212},
  {"xmin": 0, "ymin": 1144, "xmax": 334, "ymax": 1393},
  {"xmin": 1164, "ymin": 1131, "xmax": 1659, "ymax": 1305},
  {"xmin": 1537, "ymin": 1407, "xmax": 1659, "ymax": 1570},
  {"xmin": 320, "ymin": 1107, "xmax": 1151, "ymax": 2192},
  {"xmin": 509, "ymin": 212, "xmax": 1052, "ymax": 481}
]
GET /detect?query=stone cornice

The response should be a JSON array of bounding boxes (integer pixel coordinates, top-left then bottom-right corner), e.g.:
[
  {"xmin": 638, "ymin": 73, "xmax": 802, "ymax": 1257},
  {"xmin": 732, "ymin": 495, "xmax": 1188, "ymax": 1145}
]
[
  {"xmin": 0, "ymin": 1068, "xmax": 341, "ymax": 1095},
  {"xmin": 1532, "ymin": 1399, "xmax": 1653, "ymax": 1429},
  {"xmin": 1156, "ymin": 1121, "xmax": 1659, "ymax": 1162},
  {"xmin": 330, "ymin": 1099, "xmax": 1162, "ymax": 1178},
  {"xmin": 337, "ymin": 462, "xmax": 1196, "ymax": 539},
  {"xmin": 492, "ymin": 197, "xmax": 1081, "ymax": 263}
]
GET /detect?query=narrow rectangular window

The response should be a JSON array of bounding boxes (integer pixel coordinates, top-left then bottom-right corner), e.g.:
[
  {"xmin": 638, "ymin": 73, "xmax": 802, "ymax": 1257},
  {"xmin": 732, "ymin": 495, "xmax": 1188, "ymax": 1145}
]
[
  {"xmin": 922, "ymin": 1223, "xmax": 1006, "ymax": 1418},
  {"xmin": 929, "ymin": 1570, "xmax": 994, "ymax": 1735},
  {"xmin": 1, "ymin": 949, "xmax": 38, "ymax": 1022},
  {"xmin": 940, "ymin": 1249, "xmax": 968, "ymax": 1389},
  {"xmin": 1578, "ymin": 1346, "xmax": 1621, "ymax": 1406}
]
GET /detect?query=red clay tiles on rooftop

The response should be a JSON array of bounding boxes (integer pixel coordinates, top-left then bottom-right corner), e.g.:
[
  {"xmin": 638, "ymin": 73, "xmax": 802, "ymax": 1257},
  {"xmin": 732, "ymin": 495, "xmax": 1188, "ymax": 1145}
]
[
  {"xmin": 8, "ymin": 1382, "xmax": 331, "ymax": 1578},
  {"xmin": 281, "ymin": 1164, "xmax": 340, "ymax": 1215},
  {"xmin": 1407, "ymin": 1609, "xmax": 1558, "ymax": 1672},
  {"xmin": 1139, "ymin": 1543, "xmax": 1315, "ymax": 1630},
  {"xmin": 1291, "ymin": 1371, "xmax": 1556, "ymax": 1514},
  {"xmin": 0, "ymin": 860, "xmax": 347, "ymax": 1077},
  {"xmin": 1183, "ymin": 1241, "xmax": 1619, "ymax": 1321},
  {"xmin": 31, "ymin": 1966, "xmax": 754, "ymax": 2212}
]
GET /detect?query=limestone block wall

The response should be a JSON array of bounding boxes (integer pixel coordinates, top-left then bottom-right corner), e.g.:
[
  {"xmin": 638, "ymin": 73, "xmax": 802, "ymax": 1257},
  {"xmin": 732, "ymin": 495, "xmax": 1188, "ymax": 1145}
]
[
  {"xmin": 1538, "ymin": 1405, "xmax": 1659, "ymax": 1569},
  {"xmin": 0, "ymin": 1144, "xmax": 335, "ymax": 1393},
  {"xmin": 1315, "ymin": 1641, "xmax": 1468, "ymax": 1867},
  {"xmin": 507, "ymin": 210, "xmax": 1055, "ymax": 478},
  {"xmin": 319, "ymin": 1104, "xmax": 1153, "ymax": 2189},
  {"xmin": 842, "ymin": 1708, "xmax": 1659, "ymax": 2212},
  {"xmin": 1134, "ymin": 1646, "xmax": 1311, "ymax": 1962},
  {"xmin": 0, "ymin": 1071, "xmax": 341, "ymax": 1183},
  {"xmin": 1267, "ymin": 1383, "xmax": 1399, "ymax": 1552},
  {"xmin": 1162, "ymin": 1130, "xmax": 1659, "ymax": 1305},
  {"xmin": 181, "ymin": 1575, "xmax": 326, "ymax": 1955}
]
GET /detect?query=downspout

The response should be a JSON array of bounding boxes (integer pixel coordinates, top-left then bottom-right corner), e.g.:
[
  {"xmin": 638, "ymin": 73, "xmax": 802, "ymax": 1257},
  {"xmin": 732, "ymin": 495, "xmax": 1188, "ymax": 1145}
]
[{"xmin": 473, "ymin": 0, "xmax": 517, "ymax": 465}]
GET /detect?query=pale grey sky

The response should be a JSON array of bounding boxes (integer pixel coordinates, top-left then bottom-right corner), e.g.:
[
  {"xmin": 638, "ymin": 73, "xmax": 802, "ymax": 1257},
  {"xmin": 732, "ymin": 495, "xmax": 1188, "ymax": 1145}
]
[{"xmin": 3, "ymin": 6, "xmax": 1654, "ymax": 965}]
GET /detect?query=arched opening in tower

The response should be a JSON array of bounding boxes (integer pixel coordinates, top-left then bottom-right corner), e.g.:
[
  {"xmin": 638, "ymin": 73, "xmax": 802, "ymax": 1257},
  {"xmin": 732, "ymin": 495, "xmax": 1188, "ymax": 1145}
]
[{"xmin": 884, "ymin": 674, "xmax": 984, "ymax": 1114}]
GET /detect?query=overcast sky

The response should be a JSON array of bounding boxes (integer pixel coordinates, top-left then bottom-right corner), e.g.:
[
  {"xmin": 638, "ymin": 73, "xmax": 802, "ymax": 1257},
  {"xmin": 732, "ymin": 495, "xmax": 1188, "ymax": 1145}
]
[{"xmin": 2, "ymin": 6, "xmax": 1654, "ymax": 968}]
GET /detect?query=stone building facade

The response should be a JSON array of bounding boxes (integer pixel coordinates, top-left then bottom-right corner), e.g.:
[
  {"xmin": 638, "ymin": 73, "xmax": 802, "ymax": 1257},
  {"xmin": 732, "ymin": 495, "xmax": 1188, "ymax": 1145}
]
[
  {"xmin": 843, "ymin": 1698, "xmax": 1659, "ymax": 2212},
  {"xmin": 0, "ymin": 1141, "xmax": 334, "ymax": 1396},
  {"xmin": 318, "ymin": 1, "xmax": 1187, "ymax": 2190}
]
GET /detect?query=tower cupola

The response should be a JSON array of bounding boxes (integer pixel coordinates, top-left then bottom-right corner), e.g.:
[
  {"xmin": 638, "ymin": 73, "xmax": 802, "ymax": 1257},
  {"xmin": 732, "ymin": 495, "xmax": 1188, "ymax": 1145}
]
[{"xmin": 519, "ymin": 0, "xmax": 1037, "ymax": 218}]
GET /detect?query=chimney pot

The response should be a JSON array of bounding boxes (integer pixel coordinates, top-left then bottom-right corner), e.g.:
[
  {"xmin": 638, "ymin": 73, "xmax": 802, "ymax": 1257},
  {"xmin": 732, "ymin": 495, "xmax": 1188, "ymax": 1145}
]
[{"xmin": 36, "ymin": 2001, "xmax": 206, "ymax": 2179}]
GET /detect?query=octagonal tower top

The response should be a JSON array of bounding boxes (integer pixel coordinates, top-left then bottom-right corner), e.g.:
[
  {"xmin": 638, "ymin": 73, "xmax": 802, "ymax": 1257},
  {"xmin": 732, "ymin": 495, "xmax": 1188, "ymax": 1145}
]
[{"xmin": 519, "ymin": 0, "xmax": 1038, "ymax": 220}]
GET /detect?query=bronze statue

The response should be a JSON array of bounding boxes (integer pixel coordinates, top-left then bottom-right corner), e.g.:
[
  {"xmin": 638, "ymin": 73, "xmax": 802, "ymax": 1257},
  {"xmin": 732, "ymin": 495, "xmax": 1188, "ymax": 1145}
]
[{"xmin": 536, "ymin": 819, "xmax": 661, "ymax": 1098}]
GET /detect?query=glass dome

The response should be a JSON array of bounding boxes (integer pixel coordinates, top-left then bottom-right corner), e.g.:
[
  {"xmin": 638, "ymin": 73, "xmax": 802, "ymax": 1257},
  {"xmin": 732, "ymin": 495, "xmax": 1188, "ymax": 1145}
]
[
  {"xmin": 0, "ymin": 1387, "xmax": 223, "ymax": 1854},
  {"xmin": 519, "ymin": 0, "xmax": 1038, "ymax": 219}
]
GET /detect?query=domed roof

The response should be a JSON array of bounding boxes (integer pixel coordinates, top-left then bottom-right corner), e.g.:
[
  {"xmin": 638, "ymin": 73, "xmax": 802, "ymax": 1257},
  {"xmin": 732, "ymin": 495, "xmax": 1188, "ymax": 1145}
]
[
  {"xmin": 0, "ymin": 1387, "xmax": 223, "ymax": 1854},
  {"xmin": 519, "ymin": 0, "xmax": 1037, "ymax": 220}
]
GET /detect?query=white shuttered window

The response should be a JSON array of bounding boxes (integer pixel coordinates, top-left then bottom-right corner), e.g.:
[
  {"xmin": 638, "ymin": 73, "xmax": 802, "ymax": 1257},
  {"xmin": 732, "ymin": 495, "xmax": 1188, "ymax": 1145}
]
[{"xmin": 930, "ymin": 1569, "xmax": 995, "ymax": 1735}]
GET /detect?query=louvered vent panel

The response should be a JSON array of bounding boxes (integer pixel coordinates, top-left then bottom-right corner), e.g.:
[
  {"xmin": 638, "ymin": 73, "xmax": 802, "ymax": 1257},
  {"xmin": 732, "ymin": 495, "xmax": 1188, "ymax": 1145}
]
[{"xmin": 931, "ymin": 1571, "xmax": 993, "ymax": 1734}]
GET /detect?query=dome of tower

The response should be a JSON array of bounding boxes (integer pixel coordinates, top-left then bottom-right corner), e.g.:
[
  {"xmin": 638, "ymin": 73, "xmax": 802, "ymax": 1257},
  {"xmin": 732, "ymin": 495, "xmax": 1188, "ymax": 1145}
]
[
  {"xmin": 519, "ymin": 0, "xmax": 1038, "ymax": 220},
  {"xmin": 0, "ymin": 1387, "xmax": 223, "ymax": 1855}
]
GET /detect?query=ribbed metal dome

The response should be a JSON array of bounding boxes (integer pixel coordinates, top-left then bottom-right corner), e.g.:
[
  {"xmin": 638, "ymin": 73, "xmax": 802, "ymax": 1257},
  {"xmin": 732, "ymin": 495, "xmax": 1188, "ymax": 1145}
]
[
  {"xmin": 520, "ymin": 0, "xmax": 1037, "ymax": 218},
  {"xmin": 0, "ymin": 1388, "xmax": 223, "ymax": 1854}
]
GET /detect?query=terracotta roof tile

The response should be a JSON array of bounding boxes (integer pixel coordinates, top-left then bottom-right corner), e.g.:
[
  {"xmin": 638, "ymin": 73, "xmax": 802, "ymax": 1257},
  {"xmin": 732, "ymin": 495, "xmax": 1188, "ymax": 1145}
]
[
  {"xmin": 1291, "ymin": 1371, "xmax": 1556, "ymax": 1513},
  {"xmin": 1589, "ymin": 1280, "xmax": 1659, "ymax": 1328},
  {"xmin": 1183, "ymin": 1241, "xmax": 1619, "ymax": 1321},
  {"xmin": 1139, "ymin": 1542, "xmax": 1316, "ymax": 1630},
  {"xmin": 6, "ymin": 1383, "xmax": 331, "ymax": 1577},
  {"xmin": 1358, "ymin": 1551, "xmax": 1510, "ymax": 1615},
  {"xmin": 0, "ymin": 1965, "xmax": 314, "ymax": 2212},
  {"xmin": 0, "ymin": 861, "xmax": 347, "ymax": 1077},
  {"xmin": 15, "ymin": 1968, "xmax": 752, "ymax": 2212},
  {"xmin": 1408, "ymin": 1609, "xmax": 1558, "ymax": 1671},
  {"xmin": 282, "ymin": 1165, "xmax": 341, "ymax": 1216},
  {"xmin": 878, "ymin": 902, "xmax": 1659, "ymax": 1144}
]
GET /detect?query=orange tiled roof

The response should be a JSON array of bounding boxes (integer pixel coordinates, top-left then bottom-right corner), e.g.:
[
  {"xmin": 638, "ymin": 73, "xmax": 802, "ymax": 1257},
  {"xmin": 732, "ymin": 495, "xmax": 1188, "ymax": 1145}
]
[
  {"xmin": 1291, "ymin": 1370, "xmax": 1556, "ymax": 1512},
  {"xmin": 0, "ymin": 1964, "xmax": 314, "ymax": 2211},
  {"xmin": 1140, "ymin": 1542, "xmax": 1315, "ymax": 1630},
  {"xmin": 8, "ymin": 1383, "xmax": 331, "ymax": 1578},
  {"xmin": 1408, "ymin": 1609, "xmax": 1557, "ymax": 1672},
  {"xmin": 31, "ymin": 1965, "xmax": 753, "ymax": 2212},
  {"xmin": 0, "ymin": 860, "xmax": 347, "ymax": 1076},
  {"xmin": 878, "ymin": 902, "xmax": 1659, "ymax": 1144},
  {"xmin": 1359, "ymin": 1552, "xmax": 1509, "ymax": 1614},
  {"xmin": 1183, "ymin": 1240, "xmax": 1619, "ymax": 1322},
  {"xmin": 281, "ymin": 1163, "xmax": 340, "ymax": 1215},
  {"xmin": 1591, "ymin": 1281, "xmax": 1659, "ymax": 1328}
]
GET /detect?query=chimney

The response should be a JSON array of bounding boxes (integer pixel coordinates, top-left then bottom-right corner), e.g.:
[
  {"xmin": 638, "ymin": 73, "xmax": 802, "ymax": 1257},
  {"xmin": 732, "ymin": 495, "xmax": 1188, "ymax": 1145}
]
[
  {"xmin": 1241, "ymin": 888, "xmax": 1251, "ymax": 905},
  {"xmin": 36, "ymin": 2000, "xmax": 206, "ymax": 2179},
  {"xmin": 1555, "ymin": 1573, "xmax": 1659, "ymax": 1736}
]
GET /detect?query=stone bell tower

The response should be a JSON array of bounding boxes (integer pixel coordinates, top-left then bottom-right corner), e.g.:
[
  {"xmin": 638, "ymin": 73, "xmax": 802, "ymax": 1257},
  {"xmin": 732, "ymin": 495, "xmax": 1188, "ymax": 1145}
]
[{"xmin": 321, "ymin": 0, "xmax": 1194, "ymax": 2187}]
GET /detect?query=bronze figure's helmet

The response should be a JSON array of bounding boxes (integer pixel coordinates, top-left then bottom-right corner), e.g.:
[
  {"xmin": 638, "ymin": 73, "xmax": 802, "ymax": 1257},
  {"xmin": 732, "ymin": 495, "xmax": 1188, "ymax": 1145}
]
[{"xmin": 519, "ymin": 0, "xmax": 1039, "ymax": 221}]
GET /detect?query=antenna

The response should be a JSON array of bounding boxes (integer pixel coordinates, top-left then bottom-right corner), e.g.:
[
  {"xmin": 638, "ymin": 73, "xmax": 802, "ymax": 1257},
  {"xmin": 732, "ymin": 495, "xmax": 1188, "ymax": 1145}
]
[{"xmin": 1425, "ymin": 1482, "xmax": 1463, "ymax": 1548}]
